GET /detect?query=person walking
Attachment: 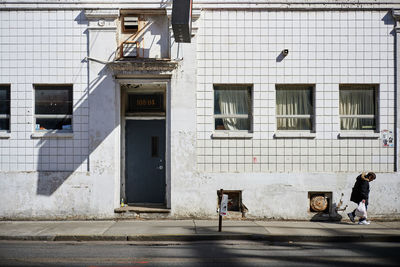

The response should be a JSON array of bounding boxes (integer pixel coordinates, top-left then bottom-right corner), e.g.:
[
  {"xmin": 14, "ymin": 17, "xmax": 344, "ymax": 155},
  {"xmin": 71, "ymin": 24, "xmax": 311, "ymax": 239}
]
[{"xmin": 347, "ymin": 172, "xmax": 376, "ymax": 225}]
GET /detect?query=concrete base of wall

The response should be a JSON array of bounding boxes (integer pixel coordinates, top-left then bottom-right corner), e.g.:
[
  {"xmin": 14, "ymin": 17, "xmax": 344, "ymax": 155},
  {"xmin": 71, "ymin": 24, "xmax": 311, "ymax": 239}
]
[{"xmin": 1, "ymin": 171, "xmax": 399, "ymax": 220}]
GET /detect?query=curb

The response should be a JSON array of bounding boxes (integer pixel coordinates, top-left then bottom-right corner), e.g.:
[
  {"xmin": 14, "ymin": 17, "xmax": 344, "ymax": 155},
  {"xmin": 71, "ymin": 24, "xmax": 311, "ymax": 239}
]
[
  {"xmin": 0, "ymin": 235, "xmax": 56, "ymax": 241},
  {"xmin": 1, "ymin": 234, "xmax": 400, "ymax": 242}
]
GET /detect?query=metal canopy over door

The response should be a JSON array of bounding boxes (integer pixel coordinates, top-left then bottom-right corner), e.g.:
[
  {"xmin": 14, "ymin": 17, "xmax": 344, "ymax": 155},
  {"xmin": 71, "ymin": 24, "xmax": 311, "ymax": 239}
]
[
  {"xmin": 123, "ymin": 85, "xmax": 167, "ymax": 205},
  {"xmin": 125, "ymin": 120, "xmax": 166, "ymax": 204}
]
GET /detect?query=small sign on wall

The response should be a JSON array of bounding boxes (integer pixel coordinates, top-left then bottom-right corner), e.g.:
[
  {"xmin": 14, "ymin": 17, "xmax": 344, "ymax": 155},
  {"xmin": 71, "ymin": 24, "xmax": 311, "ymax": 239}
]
[
  {"xmin": 127, "ymin": 93, "xmax": 164, "ymax": 113},
  {"xmin": 220, "ymin": 194, "xmax": 228, "ymax": 216},
  {"xmin": 381, "ymin": 129, "xmax": 394, "ymax": 147}
]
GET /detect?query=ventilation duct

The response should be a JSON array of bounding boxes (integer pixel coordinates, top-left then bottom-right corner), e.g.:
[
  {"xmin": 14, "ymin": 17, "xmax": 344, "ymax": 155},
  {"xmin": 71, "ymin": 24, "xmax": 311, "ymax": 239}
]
[{"xmin": 171, "ymin": 0, "xmax": 192, "ymax": 43}]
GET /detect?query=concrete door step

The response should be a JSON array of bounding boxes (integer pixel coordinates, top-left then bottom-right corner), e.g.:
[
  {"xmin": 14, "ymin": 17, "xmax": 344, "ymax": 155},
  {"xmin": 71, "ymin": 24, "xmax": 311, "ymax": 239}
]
[{"xmin": 114, "ymin": 205, "xmax": 170, "ymax": 214}]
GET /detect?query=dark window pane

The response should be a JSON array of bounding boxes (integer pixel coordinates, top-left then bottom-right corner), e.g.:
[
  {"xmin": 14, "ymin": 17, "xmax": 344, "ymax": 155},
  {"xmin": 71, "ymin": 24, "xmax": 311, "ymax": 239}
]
[
  {"xmin": 214, "ymin": 88, "xmax": 250, "ymax": 115},
  {"xmin": 36, "ymin": 118, "xmax": 72, "ymax": 131},
  {"xmin": 151, "ymin": 136, "xmax": 159, "ymax": 157},
  {"xmin": 340, "ymin": 118, "xmax": 375, "ymax": 130},
  {"xmin": 0, "ymin": 100, "xmax": 10, "ymax": 114},
  {"xmin": 35, "ymin": 86, "xmax": 72, "ymax": 115},
  {"xmin": 0, "ymin": 86, "xmax": 10, "ymax": 114},
  {"xmin": 277, "ymin": 118, "xmax": 312, "ymax": 130},
  {"xmin": 215, "ymin": 118, "xmax": 249, "ymax": 130},
  {"xmin": 0, "ymin": 87, "xmax": 9, "ymax": 100},
  {"xmin": 276, "ymin": 89, "xmax": 313, "ymax": 115},
  {"xmin": 214, "ymin": 85, "xmax": 252, "ymax": 131},
  {"xmin": 0, "ymin": 119, "xmax": 9, "ymax": 130},
  {"xmin": 339, "ymin": 85, "xmax": 377, "ymax": 131},
  {"xmin": 215, "ymin": 119, "xmax": 225, "ymax": 130},
  {"xmin": 340, "ymin": 89, "xmax": 375, "ymax": 116}
]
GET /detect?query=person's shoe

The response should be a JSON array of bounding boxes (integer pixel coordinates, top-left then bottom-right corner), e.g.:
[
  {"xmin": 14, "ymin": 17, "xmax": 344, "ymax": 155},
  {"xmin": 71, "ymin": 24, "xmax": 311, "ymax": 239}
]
[
  {"xmin": 358, "ymin": 220, "xmax": 370, "ymax": 225},
  {"xmin": 347, "ymin": 212, "xmax": 355, "ymax": 223}
]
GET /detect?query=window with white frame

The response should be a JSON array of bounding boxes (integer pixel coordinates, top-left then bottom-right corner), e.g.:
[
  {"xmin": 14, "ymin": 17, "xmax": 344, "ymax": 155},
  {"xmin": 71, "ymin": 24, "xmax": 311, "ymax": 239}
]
[
  {"xmin": 339, "ymin": 84, "xmax": 378, "ymax": 131},
  {"xmin": 0, "ymin": 85, "xmax": 10, "ymax": 131},
  {"xmin": 214, "ymin": 84, "xmax": 252, "ymax": 131},
  {"xmin": 34, "ymin": 85, "xmax": 73, "ymax": 131},
  {"xmin": 276, "ymin": 84, "xmax": 314, "ymax": 131}
]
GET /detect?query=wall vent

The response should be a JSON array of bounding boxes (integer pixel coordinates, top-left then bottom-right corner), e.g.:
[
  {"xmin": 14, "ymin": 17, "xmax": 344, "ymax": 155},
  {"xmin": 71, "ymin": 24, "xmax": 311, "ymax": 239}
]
[
  {"xmin": 308, "ymin": 192, "xmax": 332, "ymax": 214},
  {"xmin": 122, "ymin": 15, "xmax": 139, "ymax": 33},
  {"xmin": 121, "ymin": 41, "xmax": 139, "ymax": 58}
]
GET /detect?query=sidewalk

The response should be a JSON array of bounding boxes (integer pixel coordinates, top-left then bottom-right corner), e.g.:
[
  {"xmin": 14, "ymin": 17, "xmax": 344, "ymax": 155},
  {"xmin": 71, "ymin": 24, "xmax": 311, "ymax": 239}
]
[{"xmin": 1, "ymin": 220, "xmax": 399, "ymax": 242}]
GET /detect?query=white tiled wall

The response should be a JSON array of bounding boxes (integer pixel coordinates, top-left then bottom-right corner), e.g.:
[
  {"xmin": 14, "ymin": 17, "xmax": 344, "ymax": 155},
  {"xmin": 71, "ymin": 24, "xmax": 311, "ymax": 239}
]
[
  {"xmin": 0, "ymin": 10, "xmax": 89, "ymax": 172},
  {"xmin": 196, "ymin": 10, "xmax": 395, "ymax": 173}
]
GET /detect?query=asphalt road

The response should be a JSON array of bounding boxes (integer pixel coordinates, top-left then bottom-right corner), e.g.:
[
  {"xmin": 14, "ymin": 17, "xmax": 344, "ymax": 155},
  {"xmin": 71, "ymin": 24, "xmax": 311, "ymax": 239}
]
[{"xmin": 0, "ymin": 240, "xmax": 399, "ymax": 267}]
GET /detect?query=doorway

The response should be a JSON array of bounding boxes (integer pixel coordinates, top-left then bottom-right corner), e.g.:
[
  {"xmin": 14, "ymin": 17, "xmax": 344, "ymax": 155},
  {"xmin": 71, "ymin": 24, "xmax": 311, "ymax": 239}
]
[
  {"xmin": 121, "ymin": 83, "xmax": 167, "ymax": 206},
  {"xmin": 125, "ymin": 120, "xmax": 165, "ymax": 204}
]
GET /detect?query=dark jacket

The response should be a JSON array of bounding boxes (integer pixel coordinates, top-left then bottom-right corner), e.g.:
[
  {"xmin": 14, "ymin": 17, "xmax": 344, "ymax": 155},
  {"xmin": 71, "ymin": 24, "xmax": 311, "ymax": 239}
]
[{"xmin": 350, "ymin": 175, "xmax": 370, "ymax": 205}]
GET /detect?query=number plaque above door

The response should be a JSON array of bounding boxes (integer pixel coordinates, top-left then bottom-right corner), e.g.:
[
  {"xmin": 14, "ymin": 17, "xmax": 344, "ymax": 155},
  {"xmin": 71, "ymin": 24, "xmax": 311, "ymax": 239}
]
[{"xmin": 127, "ymin": 92, "xmax": 165, "ymax": 115}]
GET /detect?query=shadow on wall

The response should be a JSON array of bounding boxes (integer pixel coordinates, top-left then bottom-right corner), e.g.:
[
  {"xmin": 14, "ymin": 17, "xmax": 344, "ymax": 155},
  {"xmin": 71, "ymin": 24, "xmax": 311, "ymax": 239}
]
[
  {"xmin": 37, "ymin": 172, "xmax": 74, "ymax": 196},
  {"xmin": 382, "ymin": 10, "xmax": 395, "ymax": 25},
  {"xmin": 36, "ymin": 11, "xmax": 118, "ymax": 196},
  {"xmin": 36, "ymin": 68, "xmax": 113, "ymax": 196},
  {"xmin": 382, "ymin": 11, "xmax": 396, "ymax": 37}
]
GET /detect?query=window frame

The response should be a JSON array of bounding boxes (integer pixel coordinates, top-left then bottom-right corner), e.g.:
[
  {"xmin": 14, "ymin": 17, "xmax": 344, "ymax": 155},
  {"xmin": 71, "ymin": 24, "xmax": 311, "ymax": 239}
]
[
  {"xmin": 33, "ymin": 84, "xmax": 73, "ymax": 132},
  {"xmin": 0, "ymin": 84, "xmax": 10, "ymax": 132},
  {"xmin": 339, "ymin": 84, "xmax": 379, "ymax": 132},
  {"xmin": 213, "ymin": 84, "xmax": 253, "ymax": 132},
  {"xmin": 275, "ymin": 84, "xmax": 315, "ymax": 133}
]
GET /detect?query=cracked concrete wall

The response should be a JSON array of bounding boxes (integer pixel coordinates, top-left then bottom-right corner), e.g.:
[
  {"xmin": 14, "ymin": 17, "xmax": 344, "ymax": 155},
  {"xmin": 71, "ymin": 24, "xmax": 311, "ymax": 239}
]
[
  {"xmin": 169, "ymin": 171, "xmax": 400, "ymax": 219},
  {"xmin": 169, "ymin": 32, "xmax": 200, "ymax": 217}
]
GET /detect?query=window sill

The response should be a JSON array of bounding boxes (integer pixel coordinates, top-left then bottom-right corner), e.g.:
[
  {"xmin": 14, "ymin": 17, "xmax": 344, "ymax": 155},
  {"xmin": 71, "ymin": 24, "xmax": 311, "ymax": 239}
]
[
  {"xmin": 338, "ymin": 131, "xmax": 380, "ymax": 139},
  {"xmin": 274, "ymin": 131, "xmax": 316, "ymax": 139},
  {"xmin": 0, "ymin": 132, "xmax": 10, "ymax": 139},
  {"xmin": 212, "ymin": 131, "xmax": 253, "ymax": 139},
  {"xmin": 31, "ymin": 131, "xmax": 74, "ymax": 139}
]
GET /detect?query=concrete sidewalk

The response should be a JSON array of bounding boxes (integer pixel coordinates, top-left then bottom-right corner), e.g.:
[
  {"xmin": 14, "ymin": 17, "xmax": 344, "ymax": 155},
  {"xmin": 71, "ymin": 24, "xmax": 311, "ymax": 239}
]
[{"xmin": 0, "ymin": 220, "xmax": 399, "ymax": 242}]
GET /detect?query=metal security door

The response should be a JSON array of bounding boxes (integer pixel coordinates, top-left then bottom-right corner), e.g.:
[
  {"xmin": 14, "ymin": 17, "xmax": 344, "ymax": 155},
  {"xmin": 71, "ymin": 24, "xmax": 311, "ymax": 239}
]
[{"xmin": 125, "ymin": 120, "xmax": 166, "ymax": 204}]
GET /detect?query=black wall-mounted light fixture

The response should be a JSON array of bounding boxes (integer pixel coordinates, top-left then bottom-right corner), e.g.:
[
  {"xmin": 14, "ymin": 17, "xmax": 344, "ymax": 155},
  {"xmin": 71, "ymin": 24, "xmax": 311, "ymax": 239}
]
[{"xmin": 276, "ymin": 49, "xmax": 289, "ymax": 62}]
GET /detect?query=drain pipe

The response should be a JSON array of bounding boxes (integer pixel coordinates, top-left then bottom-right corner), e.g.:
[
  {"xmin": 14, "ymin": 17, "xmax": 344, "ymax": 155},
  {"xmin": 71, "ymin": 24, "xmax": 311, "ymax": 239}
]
[
  {"xmin": 393, "ymin": 9, "xmax": 400, "ymax": 172},
  {"xmin": 84, "ymin": 57, "xmax": 114, "ymax": 65}
]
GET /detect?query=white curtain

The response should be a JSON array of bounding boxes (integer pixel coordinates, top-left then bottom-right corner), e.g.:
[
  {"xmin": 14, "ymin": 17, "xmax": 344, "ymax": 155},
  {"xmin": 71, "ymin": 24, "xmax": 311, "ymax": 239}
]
[
  {"xmin": 218, "ymin": 90, "xmax": 249, "ymax": 130},
  {"xmin": 340, "ymin": 89, "xmax": 374, "ymax": 130},
  {"xmin": 276, "ymin": 89, "xmax": 312, "ymax": 130}
]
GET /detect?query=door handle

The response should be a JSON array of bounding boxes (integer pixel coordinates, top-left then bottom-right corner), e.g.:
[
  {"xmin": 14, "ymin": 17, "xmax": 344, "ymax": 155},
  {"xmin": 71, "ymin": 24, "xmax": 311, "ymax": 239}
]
[{"xmin": 157, "ymin": 165, "xmax": 164, "ymax": 170}]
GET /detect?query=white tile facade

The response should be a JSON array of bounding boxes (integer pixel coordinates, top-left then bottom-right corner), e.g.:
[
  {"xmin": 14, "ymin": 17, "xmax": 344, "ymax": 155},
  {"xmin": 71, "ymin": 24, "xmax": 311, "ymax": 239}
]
[
  {"xmin": 196, "ymin": 10, "xmax": 395, "ymax": 173},
  {"xmin": 0, "ymin": 1, "xmax": 399, "ymax": 220},
  {"xmin": 0, "ymin": 10, "xmax": 89, "ymax": 172}
]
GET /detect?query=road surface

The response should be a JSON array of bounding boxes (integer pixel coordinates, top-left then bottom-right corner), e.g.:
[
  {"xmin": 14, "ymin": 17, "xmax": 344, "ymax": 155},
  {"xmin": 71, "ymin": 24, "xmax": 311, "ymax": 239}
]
[{"xmin": 1, "ymin": 240, "xmax": 399, "ymax": 266}]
